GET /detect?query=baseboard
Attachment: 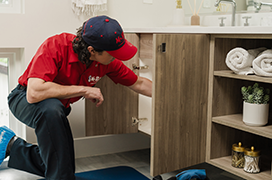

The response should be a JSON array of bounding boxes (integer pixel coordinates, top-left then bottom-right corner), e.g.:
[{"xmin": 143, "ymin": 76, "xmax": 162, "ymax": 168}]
[{"xmin": 74, "ymin": 133, "xmax": 151, "ymax": 158}]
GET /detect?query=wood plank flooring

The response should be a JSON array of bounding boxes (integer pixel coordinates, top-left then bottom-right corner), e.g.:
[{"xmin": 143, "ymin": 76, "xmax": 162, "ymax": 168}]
[{"xmin": 75, "ymin": 148, "xmax": 151, "ymax": 178}]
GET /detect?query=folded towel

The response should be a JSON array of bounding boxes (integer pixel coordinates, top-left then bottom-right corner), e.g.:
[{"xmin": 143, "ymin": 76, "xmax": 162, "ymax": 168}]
[
  {"xmin": 253, "ymin": 49, "xmax": 272, "ymax": 77},
  {"xmin": 225, "ymin": 47, "xmax": 266, "ymax": 75}
]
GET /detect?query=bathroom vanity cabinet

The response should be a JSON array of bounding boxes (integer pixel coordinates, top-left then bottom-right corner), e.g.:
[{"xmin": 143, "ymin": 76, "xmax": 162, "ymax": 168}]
[
  {"xmin": 85, "ymin": 30, "xmax": 272, "ymax": 179},
  {"xmin": 85, "ymin": 33, "xmax": 210, "ymax": 176},
  {"xmin": 207, "ymin": 34, "xmax": 272, "ymax": 180}
]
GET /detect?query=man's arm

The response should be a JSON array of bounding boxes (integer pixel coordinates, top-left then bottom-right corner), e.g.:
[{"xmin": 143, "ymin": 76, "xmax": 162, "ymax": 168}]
[
  {"xmin": 128, "ymin": 76, "xmax": 152, "ymax": 97},
  {"xmin": 27, "ymin": 78, "xmax": 104, "ymax": 107}
]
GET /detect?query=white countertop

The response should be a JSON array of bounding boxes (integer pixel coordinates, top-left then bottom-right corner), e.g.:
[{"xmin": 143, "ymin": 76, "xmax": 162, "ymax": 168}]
[{"xmin": 124, "ymin": 26, "xmax": 272, "ymax": 34}]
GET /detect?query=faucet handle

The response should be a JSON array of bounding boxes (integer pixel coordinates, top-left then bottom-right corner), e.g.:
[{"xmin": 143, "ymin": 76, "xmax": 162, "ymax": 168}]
[
  {"xmin": 219, "ymin": 17, "xmax": 226, "ymax": 27},
  {"xmin": 242, "ymin": 16, "xmax": 252, "ymax": 26},
  {"xmin": 253, "ymin": 2, "xmax": 262, "ymax": 11}
]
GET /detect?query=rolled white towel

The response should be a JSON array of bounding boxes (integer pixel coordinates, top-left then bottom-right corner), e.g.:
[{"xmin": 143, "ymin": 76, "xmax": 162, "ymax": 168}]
[
  {"xmin": 253, "ymin": 49, "xmax": 272, "ymax": 77},
  {"xmin": 225, "ymin": 47, "xmax": 266, "ymax": 75}
]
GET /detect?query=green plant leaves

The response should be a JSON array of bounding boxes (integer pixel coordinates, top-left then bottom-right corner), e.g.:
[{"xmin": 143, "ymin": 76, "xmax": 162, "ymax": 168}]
[{"xmin": 241, "ymin": 83, "xmax": 270, "ymax": 104}]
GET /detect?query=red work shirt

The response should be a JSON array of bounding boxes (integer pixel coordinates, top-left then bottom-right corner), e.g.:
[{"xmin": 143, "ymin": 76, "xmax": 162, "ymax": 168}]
[{"xmin": 18, "ymin": 33, "xmax": 138, "ymax": 108}]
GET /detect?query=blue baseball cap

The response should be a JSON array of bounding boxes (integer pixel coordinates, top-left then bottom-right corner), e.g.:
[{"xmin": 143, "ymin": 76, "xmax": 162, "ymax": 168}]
[{"xmin": 81, "ymin": 15, "xmax": 137, "ymax": 61}]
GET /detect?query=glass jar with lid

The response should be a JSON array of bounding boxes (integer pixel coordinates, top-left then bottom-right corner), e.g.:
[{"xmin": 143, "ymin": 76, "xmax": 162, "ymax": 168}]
[
  {"xmin": 231, "ymin": 142, "xmax": 245, "ymax": 168},
  {"xmin": 244, "ymin": 146, "xmax": 260, "ymax": 173}
]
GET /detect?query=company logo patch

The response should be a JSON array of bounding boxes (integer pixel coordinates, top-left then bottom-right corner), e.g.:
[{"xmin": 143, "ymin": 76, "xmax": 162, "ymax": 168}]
[{"xmin": 88, "ymin": 75, "xmax": 101, "ymax": 84}]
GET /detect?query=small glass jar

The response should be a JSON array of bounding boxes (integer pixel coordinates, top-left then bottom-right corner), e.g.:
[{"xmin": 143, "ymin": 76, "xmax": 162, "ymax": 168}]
[
  {"xmin": 231, "ymin": 142, "xmax": 245, "ymax": 168},
  {"xmin": 244, "ymin": 146, "xmax": 260, "ymax": 173}
]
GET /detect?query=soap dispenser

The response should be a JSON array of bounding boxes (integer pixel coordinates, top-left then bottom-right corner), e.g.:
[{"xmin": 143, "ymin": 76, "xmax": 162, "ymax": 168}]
[{"xmin": 171, "ymin": 0, "xmax": 185, "ymax": 26}]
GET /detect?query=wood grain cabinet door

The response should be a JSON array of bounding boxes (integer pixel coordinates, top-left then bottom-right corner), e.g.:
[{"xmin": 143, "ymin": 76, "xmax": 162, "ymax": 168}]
[
  {"xmin": 85, "ymin": 33, "xmax": 140, "ymax": 136},
  {"xmin": 150, "ymin": 34, "xmax": 210, "ymax": 176}
]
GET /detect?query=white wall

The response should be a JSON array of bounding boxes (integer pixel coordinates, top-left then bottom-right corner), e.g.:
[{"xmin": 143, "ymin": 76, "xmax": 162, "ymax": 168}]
[
  {"xmin": 0, "ymin": 1, "xmax": 86, "ymax": 52},
  {"xmin": 181, "ymin": 0, "xmax": 247, "ymax": 15},
  {"xmin": 0, "ymin": 0, "xmax": 91, "ymax": 140},
  {"xmin": 106, "ymin": 0, "xmax": 175, "ymax": 27},
  {"xmin": 0, "ymin": 66, "xmax": 9, "ymax": 127}
]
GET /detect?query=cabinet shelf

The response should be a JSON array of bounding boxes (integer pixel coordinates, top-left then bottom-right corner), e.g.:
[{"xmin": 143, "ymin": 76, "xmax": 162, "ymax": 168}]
[
  {"xmin": 214, "ymin": 70, "xmax": 272, "ymax": 84},
  {"xmin": 208, "ymin": 35, "xmax": 272, "ymax": 180},
  {"xmin": 212, "ymin": 114, "xmax": 272, "ymax": 139},
  {"xmin": 209, "ymin": 156, "xmax": 271, "ymax": 180}
]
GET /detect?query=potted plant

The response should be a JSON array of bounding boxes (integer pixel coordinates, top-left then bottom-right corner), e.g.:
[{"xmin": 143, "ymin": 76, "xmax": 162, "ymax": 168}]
[{"xmin": 241, "ymin": 83, "xmax": 270, "ymax": 126}]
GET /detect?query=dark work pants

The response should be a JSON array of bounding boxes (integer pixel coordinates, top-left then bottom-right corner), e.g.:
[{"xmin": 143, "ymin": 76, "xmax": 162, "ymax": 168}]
[{"xmin": 7, "ymin": 84, "xmax": 75, "ymax": 180}]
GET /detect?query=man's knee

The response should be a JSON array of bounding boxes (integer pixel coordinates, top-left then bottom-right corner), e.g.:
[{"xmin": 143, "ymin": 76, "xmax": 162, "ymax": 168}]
[{"xmin": 38, "ymin": 99, "xmax": 66, "ymax": 117}]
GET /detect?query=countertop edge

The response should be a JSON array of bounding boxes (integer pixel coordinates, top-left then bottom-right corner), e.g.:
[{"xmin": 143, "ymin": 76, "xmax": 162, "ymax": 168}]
[{"xmin": 123, "ymin": 26, "xmax": 272, "ymax": 34}]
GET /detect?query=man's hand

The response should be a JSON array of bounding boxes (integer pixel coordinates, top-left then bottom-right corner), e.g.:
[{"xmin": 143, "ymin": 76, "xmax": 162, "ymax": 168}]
[{"xmin": 83, "ymin": 87, "xmax": 104, "ymax": 107}]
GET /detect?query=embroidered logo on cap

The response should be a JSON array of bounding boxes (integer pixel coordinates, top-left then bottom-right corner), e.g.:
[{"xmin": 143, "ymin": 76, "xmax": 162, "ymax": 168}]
[{"xmin": 116, "ymin": 33, "xmax": 125, "ymax": 47}]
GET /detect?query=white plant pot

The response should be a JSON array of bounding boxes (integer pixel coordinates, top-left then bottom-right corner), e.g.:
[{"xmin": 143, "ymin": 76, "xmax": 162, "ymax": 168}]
[{"xmin": 243, "ymin": 101, "xmax": 269, "ymax": 126}]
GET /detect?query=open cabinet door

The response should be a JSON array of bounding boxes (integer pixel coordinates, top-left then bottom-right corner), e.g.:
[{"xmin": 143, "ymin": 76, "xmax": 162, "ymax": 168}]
[
  {"xmin": 151, "ymin": 34, "xmax": 210, "ymax": 176},
  {"xmin": 85, "ymin": 33, "xmax": 140, "ymax": 136}
]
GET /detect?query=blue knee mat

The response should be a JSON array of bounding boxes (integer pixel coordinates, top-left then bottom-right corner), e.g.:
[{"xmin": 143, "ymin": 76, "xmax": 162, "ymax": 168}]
[
  {"xmin": 40, "ymin": 166, "xmax": 149, "ymax": 180},
  {"xmin": 75, "ymin": 166, "xmax": 149, "ymax": 180},
  {"xmin": 0, "ymin": 126, "xmax": 15, "ymax": 165}
]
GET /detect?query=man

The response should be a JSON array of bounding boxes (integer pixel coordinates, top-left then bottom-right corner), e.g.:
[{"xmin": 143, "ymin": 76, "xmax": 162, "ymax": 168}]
[{"xmin": 0, "ymin": 15, "xmax": 152, "ymax": 180}]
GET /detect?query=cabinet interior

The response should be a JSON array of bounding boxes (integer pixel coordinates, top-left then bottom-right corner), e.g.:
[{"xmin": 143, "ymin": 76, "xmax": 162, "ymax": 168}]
[
  {"xmin": 214, "ymin": 38, "xmax": 272, "ymax": 72},
  {"xmin": 138, "ymin": 33, "xmax": 153, "ymax": 135}
]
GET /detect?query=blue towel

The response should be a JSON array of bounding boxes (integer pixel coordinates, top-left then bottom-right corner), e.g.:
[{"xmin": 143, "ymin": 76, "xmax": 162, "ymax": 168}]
[{"xmin": 176, "ymin": 169, "xmax": 206, "ymax": 180}]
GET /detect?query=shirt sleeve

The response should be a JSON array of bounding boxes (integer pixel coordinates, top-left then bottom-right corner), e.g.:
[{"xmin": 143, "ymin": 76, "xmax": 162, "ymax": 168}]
[
  {"xmin": 26, "ymin": 36, "xmax": 64, "ymax": 82},
  {"xmin": 106, "ymin": 60, "xmax": 138, "ymax": 86}
]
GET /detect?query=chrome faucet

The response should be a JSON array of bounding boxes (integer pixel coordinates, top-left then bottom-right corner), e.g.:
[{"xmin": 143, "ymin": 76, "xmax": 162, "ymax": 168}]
[
  {"xmin": 215, "ymin": 0, "xmax": 236, "ymax": 26},
  {"xmin": 254, "ymin": 1, "xmax": 272, "ymax": 11}
]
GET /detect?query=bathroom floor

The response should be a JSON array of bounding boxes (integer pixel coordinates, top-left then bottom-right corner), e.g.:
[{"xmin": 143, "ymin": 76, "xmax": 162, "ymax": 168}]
[
  {"xmin": 0, "ymin": 148, "xmax": 246, "ymax": 180},
  {"xmin": 0, "ymin": 149, "xmax": 152, "ymax": 180}
]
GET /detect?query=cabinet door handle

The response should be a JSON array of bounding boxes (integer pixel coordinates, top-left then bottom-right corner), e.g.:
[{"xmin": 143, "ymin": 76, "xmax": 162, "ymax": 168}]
[{"xmin": 159, "ymin": 43, "xmax": 166, "ymax": 53}]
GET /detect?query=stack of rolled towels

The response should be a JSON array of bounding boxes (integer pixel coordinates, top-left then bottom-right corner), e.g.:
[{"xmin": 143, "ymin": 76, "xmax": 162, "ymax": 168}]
[{"xmin": 226, "ymin": 47, "xmax": 272, "ymax": 77}]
